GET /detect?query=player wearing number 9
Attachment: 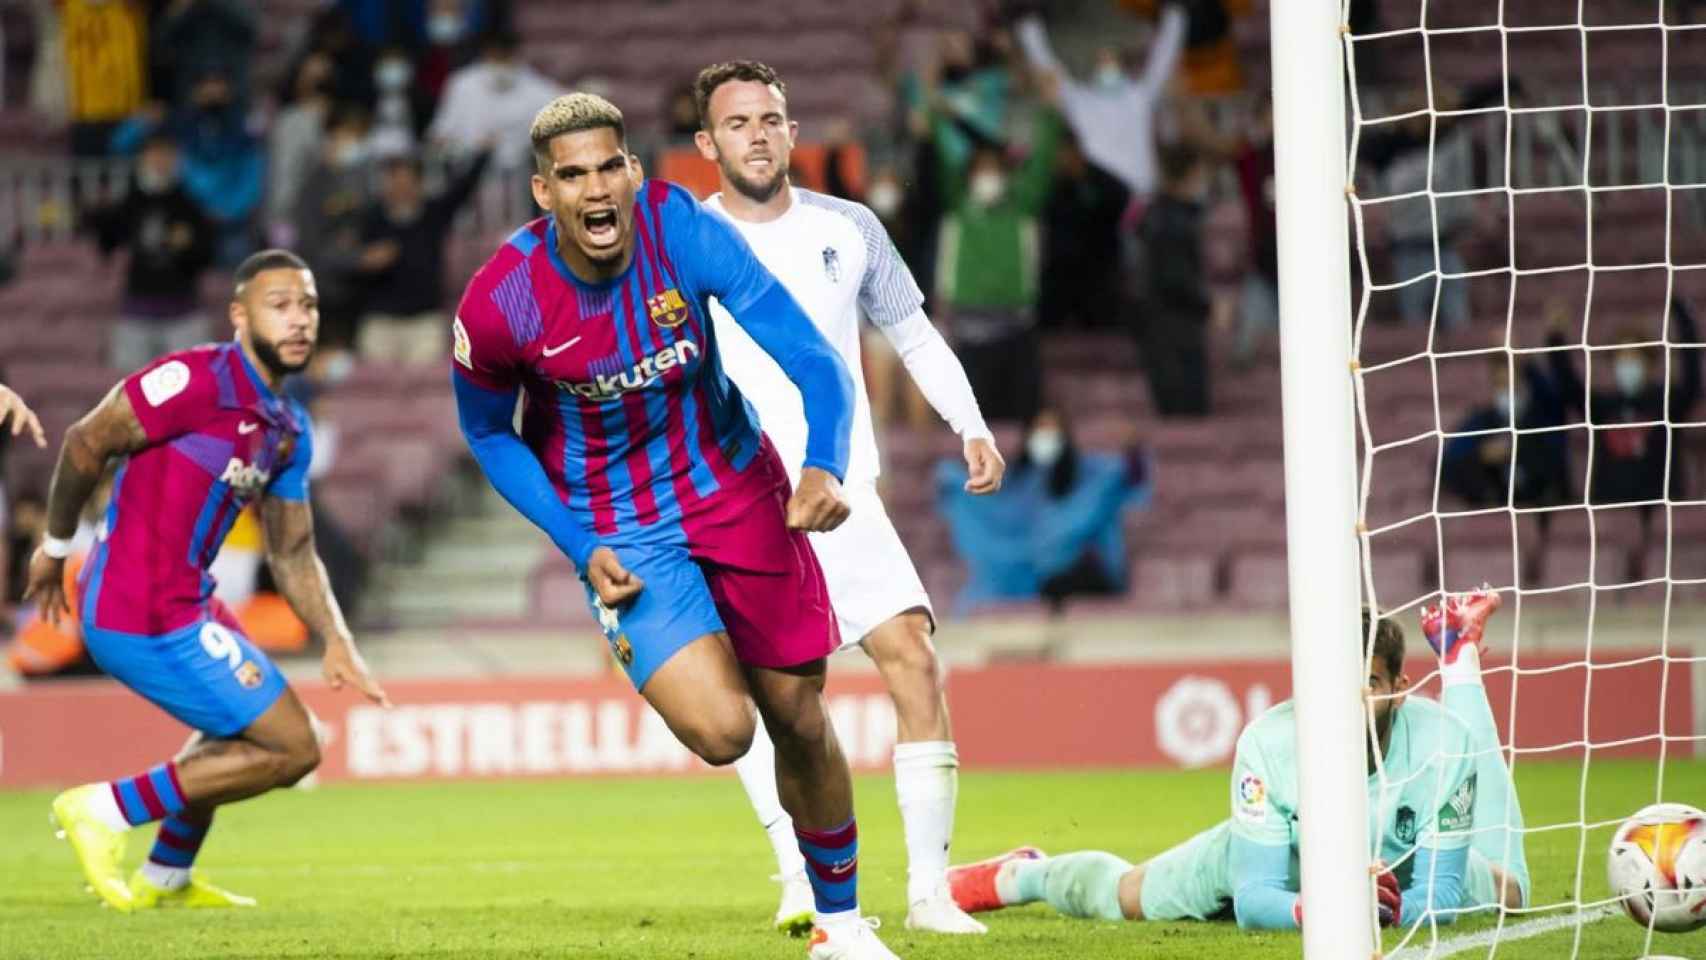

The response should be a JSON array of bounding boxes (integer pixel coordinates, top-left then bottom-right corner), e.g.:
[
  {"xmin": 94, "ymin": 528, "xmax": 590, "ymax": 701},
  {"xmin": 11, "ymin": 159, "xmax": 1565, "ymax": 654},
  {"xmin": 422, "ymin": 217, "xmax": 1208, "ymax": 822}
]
[
  {"xmin": 942, "ymin": 599, "xmax": 1529, "ymax": 932},
  {"xmin": 23, "ymin": 250, "xmax": 389, "ymax": 915}
]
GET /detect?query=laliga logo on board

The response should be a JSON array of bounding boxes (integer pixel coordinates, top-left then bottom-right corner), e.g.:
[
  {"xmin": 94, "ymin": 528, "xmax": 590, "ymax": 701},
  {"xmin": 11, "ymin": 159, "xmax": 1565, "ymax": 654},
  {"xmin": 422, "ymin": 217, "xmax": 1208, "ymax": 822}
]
[{"xmin": 1154, "ymin": 675, "xmax": 1274, "ymax": 768}]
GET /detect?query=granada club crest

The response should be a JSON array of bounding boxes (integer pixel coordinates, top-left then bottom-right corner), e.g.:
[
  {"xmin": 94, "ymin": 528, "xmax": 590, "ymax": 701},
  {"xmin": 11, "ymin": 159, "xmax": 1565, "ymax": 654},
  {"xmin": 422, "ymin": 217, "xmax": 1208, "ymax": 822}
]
[{"xmin": 647, "ymin": 288, "xmax": 689, "ymax": 328}]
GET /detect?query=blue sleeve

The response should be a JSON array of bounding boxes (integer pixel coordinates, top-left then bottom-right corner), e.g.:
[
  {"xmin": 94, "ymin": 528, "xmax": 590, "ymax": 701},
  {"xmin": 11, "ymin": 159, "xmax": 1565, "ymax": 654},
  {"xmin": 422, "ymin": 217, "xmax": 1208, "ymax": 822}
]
[
  {"xmin": 1401, "ymin": 844, "xmax": 1468, "ymax": 927},
  {"xmin": 1229, "ymin": 835, "xmax": 1300, "ymax": 930},
  {"xmin": 453, "ymin": 369, "xmax": 599, "ymax": 569},
  {"xmin": 110, "ymin": 116, "xmax": 155, "ymax": 155},
  {"xmin": 266, "ymin": 415, "xmax": 315, "ymax": 502},
  {"xmin": 682, "ymin": 196, "xmax": 855, "ymax": 480}
]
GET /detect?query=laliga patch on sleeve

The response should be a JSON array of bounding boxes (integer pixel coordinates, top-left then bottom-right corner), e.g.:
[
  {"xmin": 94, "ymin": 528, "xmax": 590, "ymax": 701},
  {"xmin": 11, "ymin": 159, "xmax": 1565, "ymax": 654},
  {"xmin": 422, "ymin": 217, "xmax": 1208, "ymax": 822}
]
[
  {"xmin": 1235, "ymin": 771, "xmax": 1269, "ymax": 824},
  {"xmin": 453, "ymin": 316, "xmax": 472, "ymax": 368},
  {"xmin": 139, "ymin": 360, "xmax": 191, "ymax": 407}
]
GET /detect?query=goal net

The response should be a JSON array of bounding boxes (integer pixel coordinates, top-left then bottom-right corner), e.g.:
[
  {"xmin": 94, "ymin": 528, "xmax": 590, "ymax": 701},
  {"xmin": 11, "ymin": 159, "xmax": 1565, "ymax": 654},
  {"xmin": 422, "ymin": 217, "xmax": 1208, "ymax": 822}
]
[{"xmin": 1338, "ymin": 2, "xmax": 1706, "ymax": 958}]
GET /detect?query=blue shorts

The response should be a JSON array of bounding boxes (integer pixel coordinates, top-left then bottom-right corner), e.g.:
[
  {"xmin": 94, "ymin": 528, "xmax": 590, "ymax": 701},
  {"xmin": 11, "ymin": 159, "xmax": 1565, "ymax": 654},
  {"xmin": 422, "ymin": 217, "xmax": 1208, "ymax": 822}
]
[
  {"xmin": 584, "ymin": 541, "xmax": 726, "ymax": 691},
  {"xmin": 83, "ymin": 609, "xmax": 288, "ymax": 737}
]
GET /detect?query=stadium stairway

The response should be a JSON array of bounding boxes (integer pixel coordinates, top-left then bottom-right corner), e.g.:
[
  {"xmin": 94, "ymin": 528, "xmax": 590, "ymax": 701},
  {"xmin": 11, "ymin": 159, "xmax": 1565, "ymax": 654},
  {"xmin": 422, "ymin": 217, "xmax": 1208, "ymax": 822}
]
[{"xmin": 366, "ymin": 484, "xmax": 559, "ymax": 629}]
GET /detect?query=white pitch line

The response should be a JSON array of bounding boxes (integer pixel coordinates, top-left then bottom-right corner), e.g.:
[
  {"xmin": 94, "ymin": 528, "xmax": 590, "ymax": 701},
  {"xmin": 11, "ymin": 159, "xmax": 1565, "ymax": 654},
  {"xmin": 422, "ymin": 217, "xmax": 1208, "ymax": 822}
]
[{"xmin": 1389, "ymin": 906, "xmax": 1619, "ymax": 960}]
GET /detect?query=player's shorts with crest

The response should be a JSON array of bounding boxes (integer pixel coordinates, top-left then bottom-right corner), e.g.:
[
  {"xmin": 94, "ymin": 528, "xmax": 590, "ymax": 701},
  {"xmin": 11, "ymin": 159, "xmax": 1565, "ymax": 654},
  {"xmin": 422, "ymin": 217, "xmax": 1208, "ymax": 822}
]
[
  {"xmin": 583, "ymin": 446, "xmax": 841, "ymax": 690},
  {"xmin": 809, "ymin": 480, "xmax": 932, "ymax": 648},
  {"xmin": 82, "ymin": 600, "xmax": 288, "ymax": 737}
]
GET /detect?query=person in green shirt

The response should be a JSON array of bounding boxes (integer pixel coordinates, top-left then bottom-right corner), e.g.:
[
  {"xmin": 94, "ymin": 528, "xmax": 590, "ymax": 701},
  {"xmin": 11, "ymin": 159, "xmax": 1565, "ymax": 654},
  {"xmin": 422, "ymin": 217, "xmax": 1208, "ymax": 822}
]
[
  {"xmin": 925, "ymin": 76, "xmax": 1062, "ymax": 423},
  {"xmin": 946, "ymin": 592, "xmax": 1529, "ymax": 930}
]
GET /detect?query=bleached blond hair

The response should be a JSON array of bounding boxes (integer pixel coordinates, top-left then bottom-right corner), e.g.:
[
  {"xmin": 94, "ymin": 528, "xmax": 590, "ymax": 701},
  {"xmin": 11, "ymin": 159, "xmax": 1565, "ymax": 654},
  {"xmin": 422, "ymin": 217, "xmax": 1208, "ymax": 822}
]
[{"xmin": 530, "ymin": 93, "xmax": 626, "ymax": 172}]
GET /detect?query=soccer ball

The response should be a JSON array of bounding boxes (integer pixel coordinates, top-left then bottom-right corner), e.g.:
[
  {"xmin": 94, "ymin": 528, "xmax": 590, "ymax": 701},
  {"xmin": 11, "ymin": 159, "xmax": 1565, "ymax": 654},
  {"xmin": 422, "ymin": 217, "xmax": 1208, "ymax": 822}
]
[{"xmin": 1607, "ymin": 802, "xmax": 1706, "ymax": 933}]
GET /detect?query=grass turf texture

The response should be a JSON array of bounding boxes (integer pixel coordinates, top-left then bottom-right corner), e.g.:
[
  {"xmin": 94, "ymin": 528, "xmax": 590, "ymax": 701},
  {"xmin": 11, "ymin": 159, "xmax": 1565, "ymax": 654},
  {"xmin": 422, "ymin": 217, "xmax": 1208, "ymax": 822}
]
[{"xmin": 1, "ymin": 761, "xmax": 1702, "ymax": 959}]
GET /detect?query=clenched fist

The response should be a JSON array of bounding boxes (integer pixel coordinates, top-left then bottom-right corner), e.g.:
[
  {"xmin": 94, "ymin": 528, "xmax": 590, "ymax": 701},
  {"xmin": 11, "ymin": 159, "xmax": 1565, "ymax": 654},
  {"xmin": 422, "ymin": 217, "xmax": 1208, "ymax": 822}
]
[{"xmin": 786, "ymin": 467, "xmax": 851, "ymax": 532}]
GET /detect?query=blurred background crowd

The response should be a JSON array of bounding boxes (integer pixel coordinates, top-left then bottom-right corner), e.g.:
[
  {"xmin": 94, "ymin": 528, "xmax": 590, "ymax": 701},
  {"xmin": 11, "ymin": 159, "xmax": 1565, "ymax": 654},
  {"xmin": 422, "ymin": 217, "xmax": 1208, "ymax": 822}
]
[{"xmin": 2, "ymin": 0, "xmax": 1705, "ymax": 678}]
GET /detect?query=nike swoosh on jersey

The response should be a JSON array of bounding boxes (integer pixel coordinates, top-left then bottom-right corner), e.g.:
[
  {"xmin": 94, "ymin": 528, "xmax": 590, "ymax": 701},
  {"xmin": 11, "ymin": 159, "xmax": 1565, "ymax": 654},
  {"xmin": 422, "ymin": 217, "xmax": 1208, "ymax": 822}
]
[
  {"xmin": 238, "ymin": 421, "xmax": 259, "ymax": 434},
  {"xmin": 542, "ymin": 336, "xmax": 583, "ymax": 357}
]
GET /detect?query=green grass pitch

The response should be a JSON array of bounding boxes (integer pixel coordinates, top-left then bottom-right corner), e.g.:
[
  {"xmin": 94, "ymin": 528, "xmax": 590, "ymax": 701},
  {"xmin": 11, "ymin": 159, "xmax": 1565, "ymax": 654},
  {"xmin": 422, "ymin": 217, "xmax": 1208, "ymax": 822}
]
[{"xmin": 1, "ymin": 760, "xmax": 1702, "ymax": 958}]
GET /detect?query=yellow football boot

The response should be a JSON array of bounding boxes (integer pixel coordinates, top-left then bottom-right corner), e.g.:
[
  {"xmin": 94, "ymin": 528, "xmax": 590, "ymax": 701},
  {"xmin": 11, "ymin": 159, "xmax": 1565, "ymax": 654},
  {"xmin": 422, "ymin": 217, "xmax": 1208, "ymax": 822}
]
[
  {"xmin": 129, "ymin": 869, "xmax": 257, "ymax": 909},
  {"xmin": 49, "ymin": 784, "xmax": 135, "ymax": 913}
]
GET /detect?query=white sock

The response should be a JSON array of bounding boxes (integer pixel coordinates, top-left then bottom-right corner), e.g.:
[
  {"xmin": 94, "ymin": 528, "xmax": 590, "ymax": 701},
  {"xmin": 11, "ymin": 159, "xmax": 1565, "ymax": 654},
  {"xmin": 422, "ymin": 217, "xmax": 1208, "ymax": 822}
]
[
  {"xmin": 816, "ymin": 907, "xmax": 862, "ymax": 930},
  {"xmin": 733, "ymin": 720, "xmax": 806, "ymax": 877},
  {"xmin": 140, "ymin": 859, "xmax": 189, "ymax": 891},
  {"xmin": 86, "ymin": 784, "xmax": 132, "ymax": 832},
  {"xmin": 1442, "ymin": 641, "xmax": 1484, "ymax": 688},
  {"xmin": 894, "ymin": 740, "xmax": 959, "ymax": 904}
]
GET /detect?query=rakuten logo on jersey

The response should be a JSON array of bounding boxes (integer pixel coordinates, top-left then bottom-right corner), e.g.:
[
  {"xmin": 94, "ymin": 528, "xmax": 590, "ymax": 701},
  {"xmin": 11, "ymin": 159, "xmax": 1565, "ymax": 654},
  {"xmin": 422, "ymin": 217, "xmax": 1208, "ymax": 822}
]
[
  {"xmin": 554, "ymin": 340, "xmax": 699, "ymax": 401},
  {"xmin": 219, "ymin": 457, "xmax": 271, "ymax": 495}
]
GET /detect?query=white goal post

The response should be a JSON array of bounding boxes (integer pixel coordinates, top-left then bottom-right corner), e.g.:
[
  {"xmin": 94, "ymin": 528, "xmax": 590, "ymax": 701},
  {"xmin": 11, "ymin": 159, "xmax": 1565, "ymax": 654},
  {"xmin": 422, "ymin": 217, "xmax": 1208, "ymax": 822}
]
[{"xmin": 1271, "ymin": 3, "xmax": 1376, "ymax": 960}]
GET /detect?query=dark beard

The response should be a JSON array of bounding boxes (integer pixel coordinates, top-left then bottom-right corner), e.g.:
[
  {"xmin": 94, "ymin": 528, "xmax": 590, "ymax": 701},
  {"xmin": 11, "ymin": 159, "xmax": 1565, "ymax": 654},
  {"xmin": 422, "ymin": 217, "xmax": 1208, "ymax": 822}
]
[
  {"xmin": 251, "ymin": 333, "xmax": 311, "ymax": 378},
  {"xmin": 726, "ymin": 161, "xmax": 787, "ymax": 205}
]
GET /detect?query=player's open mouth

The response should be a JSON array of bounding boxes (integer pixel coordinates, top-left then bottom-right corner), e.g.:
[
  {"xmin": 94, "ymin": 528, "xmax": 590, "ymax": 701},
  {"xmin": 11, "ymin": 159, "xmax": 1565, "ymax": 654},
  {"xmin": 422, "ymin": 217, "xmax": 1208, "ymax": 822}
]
[{"xmin": 583, "ymin": 209, "xmax": 620, "ymax": 247}]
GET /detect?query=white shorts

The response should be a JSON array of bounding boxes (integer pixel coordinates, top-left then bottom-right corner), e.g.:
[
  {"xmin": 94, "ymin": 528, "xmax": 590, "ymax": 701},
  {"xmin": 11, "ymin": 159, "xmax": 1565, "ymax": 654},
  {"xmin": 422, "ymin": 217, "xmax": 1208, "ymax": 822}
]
[{"xmin": 808, "ymin": 482, "xmax": 933, "ymax": 649}]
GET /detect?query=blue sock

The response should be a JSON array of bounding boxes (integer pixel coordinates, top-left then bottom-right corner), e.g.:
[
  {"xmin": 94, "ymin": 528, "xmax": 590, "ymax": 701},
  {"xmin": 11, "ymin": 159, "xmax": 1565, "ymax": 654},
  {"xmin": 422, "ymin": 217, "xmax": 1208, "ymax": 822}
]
[
  {"xmin": 109, "ymin": 761, "xmax": 187, "ymax": 826},
  {"xmin": 795, "ymin": 817, "xmax": 859, "ymax": 920},
  {"xmin": 149, "ymin": 811, "xmax": 212, "ymax": 870}
]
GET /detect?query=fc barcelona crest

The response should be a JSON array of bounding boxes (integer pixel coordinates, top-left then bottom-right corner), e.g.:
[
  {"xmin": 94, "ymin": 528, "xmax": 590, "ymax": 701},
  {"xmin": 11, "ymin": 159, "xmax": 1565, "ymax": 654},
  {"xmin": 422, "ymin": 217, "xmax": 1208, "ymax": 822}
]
[
  {"xmin": 611, "ymin": 634, "xmax": 635, "ymax": 667},
  {"xmin": 647, "ymin": 288, "xmax": 690, "ymax": 328}
]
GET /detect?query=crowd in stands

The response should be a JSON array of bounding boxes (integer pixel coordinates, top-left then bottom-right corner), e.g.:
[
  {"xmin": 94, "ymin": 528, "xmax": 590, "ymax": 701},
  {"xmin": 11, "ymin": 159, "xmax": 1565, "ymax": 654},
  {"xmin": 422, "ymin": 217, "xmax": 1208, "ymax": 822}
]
[{"xmin": 3, "ymin": 0, "xmax": 1704, "ymax": 664}]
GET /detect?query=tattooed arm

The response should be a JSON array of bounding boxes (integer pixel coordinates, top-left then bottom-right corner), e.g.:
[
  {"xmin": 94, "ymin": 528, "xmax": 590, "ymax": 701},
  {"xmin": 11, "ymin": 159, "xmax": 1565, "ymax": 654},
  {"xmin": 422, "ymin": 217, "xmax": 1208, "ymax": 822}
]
[
  {"xmin": 23, "ymin": 383, "xmax": 149, "ymax": 624},
  {"xmin": 259, "ymin": 495, "xmax": 390, "ymax": 706}
]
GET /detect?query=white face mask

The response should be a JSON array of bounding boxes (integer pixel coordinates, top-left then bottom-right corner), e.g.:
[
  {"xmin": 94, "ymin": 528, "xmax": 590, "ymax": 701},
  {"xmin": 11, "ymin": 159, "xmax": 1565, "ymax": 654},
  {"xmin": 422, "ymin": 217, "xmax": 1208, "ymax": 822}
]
[
  {"xmin": 1027, "ymin": 429, "xmax": 1064, "ymax": 467},
  {"xmin": 332, "ymin": 140, "xmax": 367, "ymax": 169},
  {"xmin": 868, "ymin": 181, "xmax": 901, "ymax": 219},
  {"xmin": 427, "ymin": 14, "xmax": 465, "ymax": 44},
  {"xmin": 1615, "ymin": 357, "xmax": 1646, "ymax": 395},
  {"xmin": 969, "ymin": 171, "xmax": 1004, "ymax": 207},
  {"xmin": 1095, "ymin": 64, "xmax": 1125, "ymax": 89},
  {"xmin": 376, "ymin": 60, "xmax": 412, "ymax": 91},
  {"xmin": 137, "ymin": 168, "xmax": 175, "ymax": 195}
]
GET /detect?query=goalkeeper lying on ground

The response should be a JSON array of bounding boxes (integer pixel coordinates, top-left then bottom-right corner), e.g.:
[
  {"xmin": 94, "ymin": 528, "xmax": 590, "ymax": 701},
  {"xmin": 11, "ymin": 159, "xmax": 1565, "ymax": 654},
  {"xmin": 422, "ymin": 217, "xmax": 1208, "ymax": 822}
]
[{"xmin": 948, "ymin": 592, "xmax": 1529, "ymax": 930}]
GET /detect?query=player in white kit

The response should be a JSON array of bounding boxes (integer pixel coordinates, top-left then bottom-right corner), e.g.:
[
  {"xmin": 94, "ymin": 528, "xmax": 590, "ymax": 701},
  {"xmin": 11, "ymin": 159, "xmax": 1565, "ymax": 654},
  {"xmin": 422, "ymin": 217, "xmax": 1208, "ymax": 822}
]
[{"xmin": 694, "ymin": 60, "xmax": 1005, "ymax": 936}]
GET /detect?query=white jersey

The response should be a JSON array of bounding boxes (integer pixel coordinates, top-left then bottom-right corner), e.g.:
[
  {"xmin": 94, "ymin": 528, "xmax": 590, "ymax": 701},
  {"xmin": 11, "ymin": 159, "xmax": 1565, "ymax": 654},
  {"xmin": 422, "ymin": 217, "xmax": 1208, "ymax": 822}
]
[{"xmin": 706, "ymin": 187, "xmax": 924, "ymax": 488}]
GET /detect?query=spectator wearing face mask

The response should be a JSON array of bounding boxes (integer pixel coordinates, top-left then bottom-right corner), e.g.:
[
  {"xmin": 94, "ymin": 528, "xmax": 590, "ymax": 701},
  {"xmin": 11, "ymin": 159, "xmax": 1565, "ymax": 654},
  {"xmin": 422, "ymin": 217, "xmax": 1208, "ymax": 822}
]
[
  {"xmin": 928, "ymin": 100, "xmax": 1063, "ymax": 423},
  {"xmin": 111, "ymin": 71, "xmax": 264, "ymax": 266},
  {"xmin": 294, "ymin": 103, "xmax": 376, "ymax": 348},
  {"xmin": 427, "ymin": 29, "xmax": 564, "ymax": 172},
  {"xmin": 370, "ymin": 46, "xmax": 434, "ymax": 150},
  {"xmin": 937, "ymin": 406, "xmax": 1152, "ymax": 613},
  {"xmin": 417, "ymin": 0, "xmax": 485, "ymax": 106},
  {"xmin": 1015, "ymin": 3, "xmax": 1185, "ymax": 201},
  {"xmin": 352, "ymin": 143, "xmax": 492, "ymax": 364},
  {"xmin": 1549, "ymin": 302, "xmax": 1703, "ymax": 521},
  {"xmin": 1441, "ymin": 354, "xmax": 1571, "ymax": 515},
  {"xmin": 83, "ymin": 130, "xmax": 216, "ymax": 370},
  {"xmin": 267, "ymin": 53, "xmax": 336, "ymax": 246}
]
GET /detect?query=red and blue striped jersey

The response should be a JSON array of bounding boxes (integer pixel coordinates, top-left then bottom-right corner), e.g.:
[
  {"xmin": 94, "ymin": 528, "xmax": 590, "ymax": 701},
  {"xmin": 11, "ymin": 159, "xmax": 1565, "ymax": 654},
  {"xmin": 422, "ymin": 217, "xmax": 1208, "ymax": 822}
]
[
  {"xmin": 452, "ymin": 180, "xmax": 852, "ymax": 559},
  {"xmin": 81, "ymin": 343, "xmax": 312, "ymax": 637}
]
